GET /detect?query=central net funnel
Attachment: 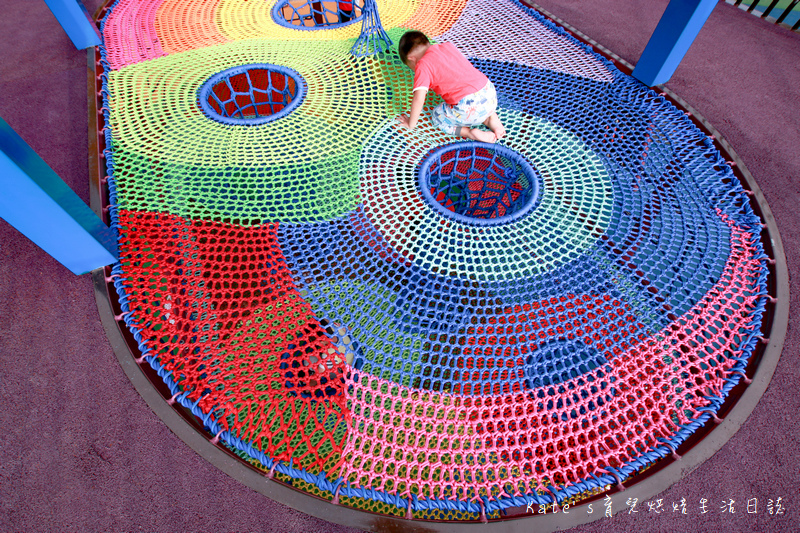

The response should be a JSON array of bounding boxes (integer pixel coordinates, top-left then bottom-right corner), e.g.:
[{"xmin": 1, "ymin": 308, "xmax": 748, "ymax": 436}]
[
  {"xmin": 418, "ymin": 142, "xmax": 542, "ymax": 225},
  {"xmin": 198, "ymin": 64, "xmax": 305, "ymax": 126}
]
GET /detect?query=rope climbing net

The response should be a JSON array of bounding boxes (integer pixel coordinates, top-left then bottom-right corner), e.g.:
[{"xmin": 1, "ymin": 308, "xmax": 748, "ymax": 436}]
[{"xmin": 97, "ymin": 0, "xmax": 771, "ymax": 521}]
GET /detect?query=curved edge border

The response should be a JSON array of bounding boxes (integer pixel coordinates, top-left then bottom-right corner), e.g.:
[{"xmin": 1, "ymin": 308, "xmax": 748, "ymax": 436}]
[{"xmin": 88, "ymin": 1, "xmax": 790, "ymax": 531}]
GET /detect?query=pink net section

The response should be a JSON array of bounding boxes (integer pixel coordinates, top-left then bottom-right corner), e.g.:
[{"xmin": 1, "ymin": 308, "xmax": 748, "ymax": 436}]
[
  {"xmin": 340, "ymin": 221, "xmax": 762, "ymax": 499},
  {"xmin": 439, "ymin": 0, "xmax": 613, "ymax": 83},
  {"xmin": 102, "ymin": 0, "xmax": 166, "ymax": 70}
]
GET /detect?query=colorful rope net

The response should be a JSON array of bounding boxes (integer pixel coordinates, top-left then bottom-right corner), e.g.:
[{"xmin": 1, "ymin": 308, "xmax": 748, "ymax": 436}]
[{"xmin": 98, "ymin": 0, "xmax": 770, "ymax": 520}]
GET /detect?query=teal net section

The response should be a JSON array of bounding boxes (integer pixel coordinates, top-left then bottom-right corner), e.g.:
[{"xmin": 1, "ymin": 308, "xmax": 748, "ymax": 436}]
[{"xmin": 98, "ymin": 0, "xmax": 772, "ymax": 521}]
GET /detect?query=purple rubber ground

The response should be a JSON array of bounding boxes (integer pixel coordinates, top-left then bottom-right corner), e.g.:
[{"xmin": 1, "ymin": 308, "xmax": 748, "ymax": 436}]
[{"xmin": 0, "ymin": 1, "xmax": 797, "ymax": 531}]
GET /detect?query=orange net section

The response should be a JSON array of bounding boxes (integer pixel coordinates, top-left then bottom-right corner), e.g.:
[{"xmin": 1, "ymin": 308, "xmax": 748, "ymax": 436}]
[
  {"xmin": 156, "ymin": 0, "xmax": 228, "ymax": 56},
  {"xmin": 402, "ymin": 0, "xmax": 468, "ymax": 37}
]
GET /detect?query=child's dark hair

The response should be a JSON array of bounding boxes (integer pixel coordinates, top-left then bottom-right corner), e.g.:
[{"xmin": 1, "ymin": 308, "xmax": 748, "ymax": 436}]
[{"xmin": 398, "ymin": 31, "xmax": 430, "ymax": 65}]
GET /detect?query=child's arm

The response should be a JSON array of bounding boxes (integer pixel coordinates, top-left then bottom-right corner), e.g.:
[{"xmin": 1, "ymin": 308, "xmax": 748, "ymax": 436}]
[{"xmin": 398, "ymin": 88, "xmax": 428, "ymax": 129}]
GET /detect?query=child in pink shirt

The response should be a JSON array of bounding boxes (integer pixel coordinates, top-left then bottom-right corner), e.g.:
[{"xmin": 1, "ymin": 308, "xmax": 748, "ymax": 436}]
[{"xmin": 397, "ymin": 31, "xmax": 505, "ymax": 142}]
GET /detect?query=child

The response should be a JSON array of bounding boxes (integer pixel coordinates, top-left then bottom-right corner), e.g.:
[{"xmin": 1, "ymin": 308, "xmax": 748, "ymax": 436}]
[{"xmin": 397, "ymin": 31, "xmax": 505, "ymax": 142}]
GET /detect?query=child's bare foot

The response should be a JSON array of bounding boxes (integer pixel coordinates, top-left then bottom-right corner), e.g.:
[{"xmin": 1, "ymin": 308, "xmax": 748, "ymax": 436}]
[
  {"xmin": 484, "ymin": 113, "xmax": 506, "ymax": 140},
  {"xmin": 470, "ymin": 128, "xmax": 496, "ymax": 143}
]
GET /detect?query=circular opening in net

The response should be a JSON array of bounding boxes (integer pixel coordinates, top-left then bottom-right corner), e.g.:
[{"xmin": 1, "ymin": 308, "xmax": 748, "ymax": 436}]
[
  {"xmin": 198, "ymin": 64, "xmax": 306, "ymax": 126},
  {"xmin": 418, "ymin": 142, "xmax": 542, "ymax": 225},
  {"xmin": 272, "ymin": 0, "xmax": 365, "ymax": 29}
]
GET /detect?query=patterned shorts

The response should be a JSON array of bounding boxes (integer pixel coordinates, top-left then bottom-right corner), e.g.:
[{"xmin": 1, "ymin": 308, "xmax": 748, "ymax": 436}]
[{"xmin": 431, "ymin": 81, "xmax": 498, "ymax": 135}]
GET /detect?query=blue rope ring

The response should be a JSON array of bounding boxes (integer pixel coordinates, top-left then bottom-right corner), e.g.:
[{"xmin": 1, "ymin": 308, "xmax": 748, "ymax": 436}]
[
  {"xmin": 197, "ymin": 63, "xmax": 306, "ymax": 126},
  {"xmin": 418, "ymin": 142, "xmax": 542, "ymax": 226}
]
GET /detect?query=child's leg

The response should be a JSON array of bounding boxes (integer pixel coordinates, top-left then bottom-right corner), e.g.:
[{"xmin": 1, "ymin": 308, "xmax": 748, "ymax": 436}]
[
  {"xmin": 433, "ymin": 102, "xmax": 496, "ymax": 142},
  {"xmin": 483, "ymin": 113, "xmax": 506, "ymax": 141}
]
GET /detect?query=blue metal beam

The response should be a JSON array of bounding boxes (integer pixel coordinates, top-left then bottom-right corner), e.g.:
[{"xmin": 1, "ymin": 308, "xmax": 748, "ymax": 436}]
[
  {"xmin": 0, "ymin": 117, "xmax": 117, "ymax": 275},
  {"xmin": 42, "ymin": 0, "xmax": 102, "ymax": 50},
  {"xmin": 632, "ymin": 0, "xmax": 718, "ymax": 87}
]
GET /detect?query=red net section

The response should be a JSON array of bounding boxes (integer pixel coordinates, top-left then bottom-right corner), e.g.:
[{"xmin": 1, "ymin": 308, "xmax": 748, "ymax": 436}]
[
  {"xmin": 116, "ymin": 210, "xmax": 348, "ymax": 472},
  {"xmin": 451, "ymin": 292, "xmax": 643, "ymax": 396}
]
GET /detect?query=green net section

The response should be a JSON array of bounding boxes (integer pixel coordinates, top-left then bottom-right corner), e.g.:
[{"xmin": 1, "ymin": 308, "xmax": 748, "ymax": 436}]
[{"xmin": 107, "ymin": 33, "xmax": 414, "ymax": 224}]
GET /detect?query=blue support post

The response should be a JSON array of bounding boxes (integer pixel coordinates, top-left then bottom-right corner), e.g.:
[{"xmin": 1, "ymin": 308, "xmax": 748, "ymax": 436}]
[
  {"xmin": 632, "ymin": 0, "xmax": 717, "ymax": 87},
  {"xmin": 42, "ymin": 0, "xmax": 102, "ymax": 50},
  {"xmin": 0, "ymin": 117, "xmax": 117, "ymax": 275}
]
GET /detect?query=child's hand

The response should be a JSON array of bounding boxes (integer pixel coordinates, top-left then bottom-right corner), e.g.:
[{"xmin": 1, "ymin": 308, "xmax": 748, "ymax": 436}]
[
  {"xmin": 400, "ymin": 90, "xmax": 425, "ymax": 130},
  {"xmin": 397, "ymin": 115, "xmax": 412, "ymax": 129}
]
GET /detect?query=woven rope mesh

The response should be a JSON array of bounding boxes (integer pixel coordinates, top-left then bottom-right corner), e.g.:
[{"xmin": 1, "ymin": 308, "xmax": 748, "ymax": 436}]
[{"xmin": 100, "ymin": 0, "xmax": 770, "ymax": 517}]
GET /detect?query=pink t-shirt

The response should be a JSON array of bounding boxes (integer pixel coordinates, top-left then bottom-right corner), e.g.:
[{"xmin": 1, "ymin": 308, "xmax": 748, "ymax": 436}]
[{"xmin": 413, "ymin": 42, "xmax": 488, "ymax": 105}]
